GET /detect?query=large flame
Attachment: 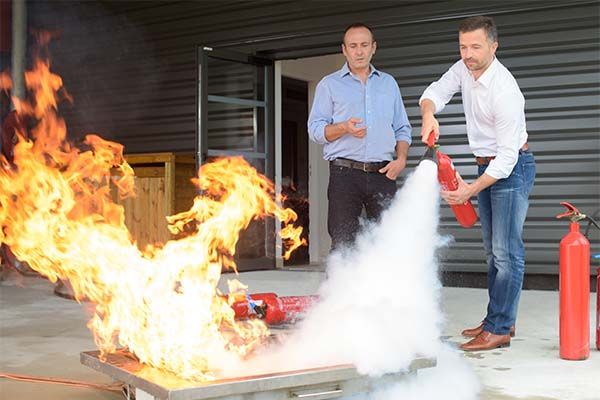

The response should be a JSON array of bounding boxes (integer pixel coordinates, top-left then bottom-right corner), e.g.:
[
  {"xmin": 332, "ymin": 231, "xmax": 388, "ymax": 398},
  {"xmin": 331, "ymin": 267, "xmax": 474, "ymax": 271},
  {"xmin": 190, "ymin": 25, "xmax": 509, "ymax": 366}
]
[{"xmin": 0, "ymin": 57, "xmax": 305, "ymax": 380}]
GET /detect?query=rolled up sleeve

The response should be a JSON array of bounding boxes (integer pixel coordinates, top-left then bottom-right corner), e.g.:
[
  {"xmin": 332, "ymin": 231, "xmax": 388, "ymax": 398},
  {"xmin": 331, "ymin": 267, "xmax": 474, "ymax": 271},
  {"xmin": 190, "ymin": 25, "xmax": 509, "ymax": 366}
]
[
  {"xmin": 484, "ymin": 91, "xmax": 525, "ymax": 179},
  {"xmin": 419, "ymin": 61, "xmax": 462, "ymax": 113},
  {"xmin": 393, "ymin": 85, "xmax": 412, "ymax": 144},
  {"xmin": 308, "ymin": 80, "xmax": 333, "ymax": 144}
]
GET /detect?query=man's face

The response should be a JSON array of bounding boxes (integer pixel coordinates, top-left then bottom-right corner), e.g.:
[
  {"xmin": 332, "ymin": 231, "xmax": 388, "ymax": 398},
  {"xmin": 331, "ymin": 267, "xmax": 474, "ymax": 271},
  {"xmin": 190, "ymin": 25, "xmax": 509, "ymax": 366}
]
[
  {"xmin": 342, "ymin": 27, "xmax": 376, "ymax": 71},
  {"xmin": 459, "ymin": 28, "xmax": 498, "ymax": 74}
]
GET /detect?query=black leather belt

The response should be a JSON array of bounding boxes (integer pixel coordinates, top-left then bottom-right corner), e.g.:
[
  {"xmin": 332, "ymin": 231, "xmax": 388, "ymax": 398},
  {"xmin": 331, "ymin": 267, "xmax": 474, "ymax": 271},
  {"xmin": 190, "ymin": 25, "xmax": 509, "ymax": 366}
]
[{"xmin": 331, "ymin": 158, "xmax": 388, "ymax": 173}]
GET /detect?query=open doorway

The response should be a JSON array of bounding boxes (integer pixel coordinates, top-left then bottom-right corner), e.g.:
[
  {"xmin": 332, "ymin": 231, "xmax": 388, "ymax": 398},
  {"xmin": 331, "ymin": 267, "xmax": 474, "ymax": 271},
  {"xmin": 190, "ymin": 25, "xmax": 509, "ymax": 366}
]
[
  {"xmin": 281, "ymin": 77, "xmax": 309, "ymax": 265},
  {"xmin": 278, "ymin": 54, "xmax": 345, "ymax": 267}
]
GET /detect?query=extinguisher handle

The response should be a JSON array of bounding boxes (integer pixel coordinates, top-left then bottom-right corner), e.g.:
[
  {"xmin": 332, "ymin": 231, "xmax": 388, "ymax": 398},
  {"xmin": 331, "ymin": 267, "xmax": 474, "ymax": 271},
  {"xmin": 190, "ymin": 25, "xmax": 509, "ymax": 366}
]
[
  {"xmin": 557, "ymin": 202, "xmax": 583, "ymax": 220},
  {"xmin": 426, "ymin": 131, "xmax": 436, "ymax": 147}
]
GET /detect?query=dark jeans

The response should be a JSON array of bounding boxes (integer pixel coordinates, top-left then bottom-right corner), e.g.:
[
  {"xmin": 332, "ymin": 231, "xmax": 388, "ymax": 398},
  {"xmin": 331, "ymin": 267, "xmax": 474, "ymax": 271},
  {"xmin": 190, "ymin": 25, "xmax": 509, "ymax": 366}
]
[
  {"xmin": 327, "ymin": 163, "xmax": 397, "ymax": 250},
  {"xmin": 479, "ymin": 150, "xmax": 536, "ymax": 335}
]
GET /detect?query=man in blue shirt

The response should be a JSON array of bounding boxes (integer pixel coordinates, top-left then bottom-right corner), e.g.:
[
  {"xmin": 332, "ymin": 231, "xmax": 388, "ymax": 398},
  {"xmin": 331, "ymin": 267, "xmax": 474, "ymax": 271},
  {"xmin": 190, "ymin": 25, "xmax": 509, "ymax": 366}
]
[{"xmin": 308, "ymin": 23, "xmax": 412, "ymax": 250}]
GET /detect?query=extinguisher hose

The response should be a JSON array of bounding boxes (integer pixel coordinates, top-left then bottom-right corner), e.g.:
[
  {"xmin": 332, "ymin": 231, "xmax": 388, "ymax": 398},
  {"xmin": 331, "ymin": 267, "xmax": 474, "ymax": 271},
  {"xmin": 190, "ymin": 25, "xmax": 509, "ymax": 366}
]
[{"xmin": 584, "ymin": 210, "xmax": 600, "ymax": 238}]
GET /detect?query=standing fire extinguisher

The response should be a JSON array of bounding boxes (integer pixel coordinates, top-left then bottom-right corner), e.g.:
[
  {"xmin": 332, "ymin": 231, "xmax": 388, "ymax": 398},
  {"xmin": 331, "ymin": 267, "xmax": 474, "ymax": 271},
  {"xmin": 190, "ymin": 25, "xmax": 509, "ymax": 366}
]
[
  {"xmin": 556, "ymin": 202, "xmax": 599, "ymax": 359},
  {"xmin": 596, "ymin": 262, "xmax": 600, "ymax": 351},
  {"xmin": 421, "ymin": 134, "xmax": 478, "ymax": 228},
  {"xmin": 583, "ymin": 210, "xmax": 600, "ymax": 351}
]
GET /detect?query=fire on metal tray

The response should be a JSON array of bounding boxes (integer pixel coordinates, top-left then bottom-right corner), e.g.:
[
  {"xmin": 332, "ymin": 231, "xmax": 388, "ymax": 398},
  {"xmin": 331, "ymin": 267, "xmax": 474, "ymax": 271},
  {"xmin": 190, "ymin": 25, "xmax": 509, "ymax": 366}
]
[{"xmin": 80, "ymin": 350, "xmax": 436, "ymax": 400}]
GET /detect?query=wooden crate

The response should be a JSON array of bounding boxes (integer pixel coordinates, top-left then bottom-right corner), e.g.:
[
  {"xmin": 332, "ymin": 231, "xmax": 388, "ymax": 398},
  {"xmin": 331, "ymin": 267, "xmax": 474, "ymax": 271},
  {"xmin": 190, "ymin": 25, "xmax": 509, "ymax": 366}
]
[{"xmin": 113, "ymin": 153, "xmax": 197, "ymax": 249}]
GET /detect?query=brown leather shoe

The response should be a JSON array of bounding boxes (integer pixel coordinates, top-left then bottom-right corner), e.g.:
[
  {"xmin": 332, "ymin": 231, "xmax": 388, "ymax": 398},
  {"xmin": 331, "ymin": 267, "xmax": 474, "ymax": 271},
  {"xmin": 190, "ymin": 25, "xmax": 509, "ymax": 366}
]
[
  {"xmin": 460, "ymin": 331, "xmax": 511, "ymax": 351},
  {"xmin": 461, "ymin": 322, "xmax": 485, "ymax": 337},
  {"xmin": 461, "ymin": 322, "xmax": 515, "ymax": 338}
]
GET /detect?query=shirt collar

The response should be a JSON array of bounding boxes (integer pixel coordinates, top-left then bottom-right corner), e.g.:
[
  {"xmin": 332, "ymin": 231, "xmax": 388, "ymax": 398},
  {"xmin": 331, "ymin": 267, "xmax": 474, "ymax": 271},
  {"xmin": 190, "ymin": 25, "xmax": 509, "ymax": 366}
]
[
  {"xmin": 475, "ymin": 57, "xmax": 499, "ymax": 88},
  {"xmin": 339, "ymin": 63, "xmax": 381, "ymax": 78}
]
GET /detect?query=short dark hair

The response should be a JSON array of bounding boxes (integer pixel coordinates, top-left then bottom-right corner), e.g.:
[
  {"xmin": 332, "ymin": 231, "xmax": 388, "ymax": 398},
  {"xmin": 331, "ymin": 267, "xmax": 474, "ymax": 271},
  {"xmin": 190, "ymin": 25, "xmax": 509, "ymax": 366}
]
[
  {"xmin": 458, "ymin": 16, "xmax": 498, "ymax": 43},
  {"xmin": 342, "ymin": 22, "xmax": 375, "ymax": 45}
]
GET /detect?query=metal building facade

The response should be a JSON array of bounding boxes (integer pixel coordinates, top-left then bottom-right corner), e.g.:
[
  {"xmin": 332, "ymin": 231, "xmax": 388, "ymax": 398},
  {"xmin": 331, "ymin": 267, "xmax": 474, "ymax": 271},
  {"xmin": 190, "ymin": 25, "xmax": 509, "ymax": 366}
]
[{"xmin": 27, "ymin": 0, "xmax": 600, "ymax": 275}]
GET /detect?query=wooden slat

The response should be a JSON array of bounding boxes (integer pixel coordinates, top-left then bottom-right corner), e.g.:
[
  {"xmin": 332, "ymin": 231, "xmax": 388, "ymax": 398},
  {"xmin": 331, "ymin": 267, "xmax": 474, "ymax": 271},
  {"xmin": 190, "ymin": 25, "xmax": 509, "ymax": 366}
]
[{"xmin": 111, "ymin": 153, "xmax": 196, "ymax": 249}]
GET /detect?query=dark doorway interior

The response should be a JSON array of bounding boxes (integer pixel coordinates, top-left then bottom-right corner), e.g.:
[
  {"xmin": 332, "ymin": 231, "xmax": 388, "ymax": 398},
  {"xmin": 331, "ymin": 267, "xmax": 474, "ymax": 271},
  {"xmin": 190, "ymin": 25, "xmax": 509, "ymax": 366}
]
[{"xmin": 281, "ymin": 77, "xmax": 309, "ymax": 265}]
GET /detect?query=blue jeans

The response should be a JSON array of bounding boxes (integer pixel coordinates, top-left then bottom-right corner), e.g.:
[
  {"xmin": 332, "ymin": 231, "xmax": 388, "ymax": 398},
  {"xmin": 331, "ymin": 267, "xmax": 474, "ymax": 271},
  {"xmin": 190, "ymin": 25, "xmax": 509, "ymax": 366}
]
[{"xmin": 479, "ymin": 150, "xmax": 536, "ymax": 335}]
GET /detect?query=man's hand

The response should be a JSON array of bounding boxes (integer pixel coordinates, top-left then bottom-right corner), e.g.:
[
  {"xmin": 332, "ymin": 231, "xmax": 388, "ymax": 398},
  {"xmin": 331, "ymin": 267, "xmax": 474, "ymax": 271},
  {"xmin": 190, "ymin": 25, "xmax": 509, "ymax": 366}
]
[
  {"xmin": 421, "ymin": 113, "xmax": 440, "ymax": 144},
  {"xmin": 419, "ymin": 99, "xmax": 439, "ymax": 144},
  {"xmin": 440, "ymin": 173, "xmax": 474, "ymax": 205},
  {"xmin": 324, "ymin": 117, "xmax": 366, "ymax": 141},
  {"xmin": 345, "ymin": 118, "xmax": 366, "ymax": 138},
  {"xmin": 379, "ymin": 158, "xmax": 406, "ymax": 180}
]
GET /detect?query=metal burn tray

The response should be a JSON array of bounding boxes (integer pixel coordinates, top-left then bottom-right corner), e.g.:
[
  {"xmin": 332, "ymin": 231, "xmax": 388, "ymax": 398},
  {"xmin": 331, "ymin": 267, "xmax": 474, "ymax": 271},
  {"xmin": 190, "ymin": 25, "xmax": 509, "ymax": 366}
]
[{"xmin": 81, "ymin": 350, "xmax": 436, "ymax": 400}]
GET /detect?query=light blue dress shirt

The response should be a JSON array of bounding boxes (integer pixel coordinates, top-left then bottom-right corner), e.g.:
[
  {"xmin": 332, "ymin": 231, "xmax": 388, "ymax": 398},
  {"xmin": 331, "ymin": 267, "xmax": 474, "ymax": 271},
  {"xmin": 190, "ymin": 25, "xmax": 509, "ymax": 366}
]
[{"xmin": 308, "ymin": 63, "xmax": 412, "ymax": 162}]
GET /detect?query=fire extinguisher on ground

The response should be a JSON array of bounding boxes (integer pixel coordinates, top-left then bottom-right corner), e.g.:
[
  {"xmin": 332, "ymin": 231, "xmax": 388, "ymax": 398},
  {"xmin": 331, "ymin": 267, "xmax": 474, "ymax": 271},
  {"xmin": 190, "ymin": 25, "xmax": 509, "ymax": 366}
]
[
  {"xmin": 583, "ymin": 210, "xmax": 600, "ymax": 351},
  {"xmin": 556, "ymin": 202, "xmax": 600, "ymax": 359},
  {"xmin": 230, "ymin": 293, "xmax": 319, "ymax": 326},
  {"xmin": 420, "ymin": 134, "xmax": 478, "ymax": 228},
  {"xmin": 595, "ymin": 261, "xmax": 600, "ymax": 351}
]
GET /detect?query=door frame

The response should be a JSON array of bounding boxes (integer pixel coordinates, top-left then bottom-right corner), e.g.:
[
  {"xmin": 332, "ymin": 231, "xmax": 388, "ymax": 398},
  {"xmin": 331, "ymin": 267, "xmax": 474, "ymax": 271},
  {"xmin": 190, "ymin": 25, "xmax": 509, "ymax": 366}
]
[
  {"xmin": 196, "ymin": 46, "xmax": 277, "ymax": 270},
  {"xmin": 275, "ymin": 54, "xmax": 346, "ymax": 267}
]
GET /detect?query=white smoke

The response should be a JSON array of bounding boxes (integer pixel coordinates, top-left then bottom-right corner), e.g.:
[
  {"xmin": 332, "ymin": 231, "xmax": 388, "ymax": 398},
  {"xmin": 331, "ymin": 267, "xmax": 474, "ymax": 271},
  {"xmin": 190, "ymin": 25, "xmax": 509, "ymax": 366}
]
[
  {"xmin": 233, "ymin": 161, "xmax": 480, "ymax": 399},
  {"xmin": 349, "ymin": 346, "xmax": 481, "ymax": 400}
]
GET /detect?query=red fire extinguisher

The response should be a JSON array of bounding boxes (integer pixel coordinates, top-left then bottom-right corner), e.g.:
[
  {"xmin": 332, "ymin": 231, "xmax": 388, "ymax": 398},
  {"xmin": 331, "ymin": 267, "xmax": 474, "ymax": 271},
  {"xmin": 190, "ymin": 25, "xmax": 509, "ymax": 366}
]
[
  {"xmin": 583, "ymin": 210, "xmax": 600, "ymax": 351},
  {"xmin": 596, "ymin": 264, "xmax": 600, "ymax": 351},
  {"xmin": 556, "ymin": 202, "xmax": 599, "ymax": 360},
  {"xmin": 230, "ymin": 293, "xmax": 319, "ymax": 325},
  {"xmin": 421, "ymin": 134, "xmax": 478, "ymax": 228}
]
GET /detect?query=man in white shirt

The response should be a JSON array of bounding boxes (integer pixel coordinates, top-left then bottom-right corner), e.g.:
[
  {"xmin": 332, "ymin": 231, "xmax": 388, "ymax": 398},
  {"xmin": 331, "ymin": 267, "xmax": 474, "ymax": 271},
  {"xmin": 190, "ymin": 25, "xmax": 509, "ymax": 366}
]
[{"xmin": 420, "ymin": 16, "xmax": 536, "ymax": 351}]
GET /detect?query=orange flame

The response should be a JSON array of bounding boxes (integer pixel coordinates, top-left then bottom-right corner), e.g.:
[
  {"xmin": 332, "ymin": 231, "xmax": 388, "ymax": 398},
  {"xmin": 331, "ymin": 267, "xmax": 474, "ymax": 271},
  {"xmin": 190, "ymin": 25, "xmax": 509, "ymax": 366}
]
[
  {"xmin": 0, "ymin": 71, "xmax": 11, "ymax": 92},
  {"xmin": 0, "ymin": 57, "xmax": 305, "ymax": 380}
]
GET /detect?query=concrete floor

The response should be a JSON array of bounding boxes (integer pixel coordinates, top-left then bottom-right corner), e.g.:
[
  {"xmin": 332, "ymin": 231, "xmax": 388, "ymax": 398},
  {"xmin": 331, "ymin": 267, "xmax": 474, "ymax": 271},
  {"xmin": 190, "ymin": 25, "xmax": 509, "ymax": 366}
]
[{"xmin": 1, "ymin": 270, "xmax": 599, "ymax": 400}]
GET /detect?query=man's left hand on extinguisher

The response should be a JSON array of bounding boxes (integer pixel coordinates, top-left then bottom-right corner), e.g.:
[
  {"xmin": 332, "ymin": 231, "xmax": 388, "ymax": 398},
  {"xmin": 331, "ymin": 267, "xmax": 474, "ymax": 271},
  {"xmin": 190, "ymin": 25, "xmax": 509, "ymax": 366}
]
[{"xmin": 441, "ymin": 172, "xmax": 475, "ymax": 205}]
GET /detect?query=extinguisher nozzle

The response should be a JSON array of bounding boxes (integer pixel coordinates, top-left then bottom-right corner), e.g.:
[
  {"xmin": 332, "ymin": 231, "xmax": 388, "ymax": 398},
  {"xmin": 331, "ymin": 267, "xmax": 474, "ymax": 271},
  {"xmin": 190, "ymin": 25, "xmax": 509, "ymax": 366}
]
[{"xmin": 419, "ymin": 146, "xmax": 438, "ymax": 165}]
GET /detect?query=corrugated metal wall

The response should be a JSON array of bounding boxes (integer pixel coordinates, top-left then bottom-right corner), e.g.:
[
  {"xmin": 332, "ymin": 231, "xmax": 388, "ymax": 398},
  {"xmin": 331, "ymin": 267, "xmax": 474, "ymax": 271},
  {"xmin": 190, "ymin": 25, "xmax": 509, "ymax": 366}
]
[
  {"xmin": 27, "ymin": 0, "xmax": 599, "ymax": 274},
  {"xmin": 369, "ymin": 2, "xmax": 600, "ymax": 274}
]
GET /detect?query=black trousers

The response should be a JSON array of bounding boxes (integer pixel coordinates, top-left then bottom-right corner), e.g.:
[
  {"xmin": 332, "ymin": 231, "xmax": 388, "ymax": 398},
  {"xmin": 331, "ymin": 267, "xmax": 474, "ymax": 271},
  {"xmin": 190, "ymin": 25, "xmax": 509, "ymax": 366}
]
[{"xmin": 327, "ymin": 163, "xmax": 397, "ymax": 250}]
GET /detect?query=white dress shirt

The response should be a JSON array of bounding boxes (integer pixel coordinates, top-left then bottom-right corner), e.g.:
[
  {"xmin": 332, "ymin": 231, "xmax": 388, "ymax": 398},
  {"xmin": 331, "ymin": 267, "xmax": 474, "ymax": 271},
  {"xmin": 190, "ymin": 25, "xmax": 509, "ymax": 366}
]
[{"xmin": 420, "ymin": 58, "xmax": 528, "ymax": 179}]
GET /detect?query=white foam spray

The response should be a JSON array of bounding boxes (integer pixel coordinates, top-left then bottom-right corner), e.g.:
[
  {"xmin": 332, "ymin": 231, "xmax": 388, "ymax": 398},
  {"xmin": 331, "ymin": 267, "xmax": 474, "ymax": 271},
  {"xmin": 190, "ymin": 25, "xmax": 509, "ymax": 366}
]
[{"xmin": 233, "ymin": 161, "xmax": 480, "ymax": 399}]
